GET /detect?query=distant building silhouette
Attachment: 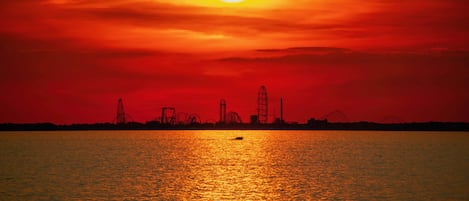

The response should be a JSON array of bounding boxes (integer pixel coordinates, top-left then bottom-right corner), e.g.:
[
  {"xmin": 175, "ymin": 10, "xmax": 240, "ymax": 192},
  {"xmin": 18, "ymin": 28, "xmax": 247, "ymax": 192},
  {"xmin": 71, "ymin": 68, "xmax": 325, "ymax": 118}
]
[
  {"xmin": 250, "ymin": 115, "xmax": 258, "ymax": 125},
  {"xmin": 308, "ymin": 118, "xmax": 328, "ymax": 126}
]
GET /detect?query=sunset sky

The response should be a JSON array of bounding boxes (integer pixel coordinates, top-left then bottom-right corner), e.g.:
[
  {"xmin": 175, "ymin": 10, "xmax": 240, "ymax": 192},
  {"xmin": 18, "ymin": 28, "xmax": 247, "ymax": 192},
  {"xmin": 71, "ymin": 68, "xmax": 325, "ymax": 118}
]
[{"xmin": 1, "ymin": 0, "xmax": 468, "ymax": 124}]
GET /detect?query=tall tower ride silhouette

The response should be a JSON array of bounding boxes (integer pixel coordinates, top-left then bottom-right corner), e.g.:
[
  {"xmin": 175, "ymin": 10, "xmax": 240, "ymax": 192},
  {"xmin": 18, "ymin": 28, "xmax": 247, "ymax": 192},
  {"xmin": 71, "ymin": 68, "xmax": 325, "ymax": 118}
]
[
  {"xmin": 280, "ymin": 98, "xmax": 283, "ymax": 124},
  {"xmin": 219, "ymin": 99, "xmax": 226, "ymax": 124},
  {"xmin": 116, "ymin": 98, "xmax": 126, "ymax": 124},
  {"xmin": 257, "ymin": 85, "xmax": 268, "ymax": 124}
]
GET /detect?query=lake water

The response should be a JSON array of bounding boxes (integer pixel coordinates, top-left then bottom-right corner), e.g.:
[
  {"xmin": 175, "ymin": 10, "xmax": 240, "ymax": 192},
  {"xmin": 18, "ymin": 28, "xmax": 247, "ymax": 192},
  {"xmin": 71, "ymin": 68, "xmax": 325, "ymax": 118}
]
[{"xmin": 0, "ymin": 130, "xmax": 468, "ymax": 200}]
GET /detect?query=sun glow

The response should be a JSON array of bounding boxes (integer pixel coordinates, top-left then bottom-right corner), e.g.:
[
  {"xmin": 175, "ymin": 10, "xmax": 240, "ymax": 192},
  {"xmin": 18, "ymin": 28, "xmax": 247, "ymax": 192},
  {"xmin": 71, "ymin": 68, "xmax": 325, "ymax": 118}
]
[
  {"xmin": 174, "ymin": 0, "xmax": 282, "ymax": 8},
  {"xmin": 222, "ymin": 0, "xmax": 244, "ymax": 3}
]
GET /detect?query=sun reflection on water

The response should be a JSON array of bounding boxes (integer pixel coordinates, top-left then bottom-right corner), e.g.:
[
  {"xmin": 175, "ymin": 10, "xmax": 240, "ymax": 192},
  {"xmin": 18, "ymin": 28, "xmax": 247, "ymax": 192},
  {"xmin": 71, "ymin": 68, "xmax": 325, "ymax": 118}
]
[
  {"xmin": 1, "ymin": 131, "xmax": 469, "ymax": 200},
  {"xmin": 179, "ymin": 130, "xmax": 274, "ymax": 199}
]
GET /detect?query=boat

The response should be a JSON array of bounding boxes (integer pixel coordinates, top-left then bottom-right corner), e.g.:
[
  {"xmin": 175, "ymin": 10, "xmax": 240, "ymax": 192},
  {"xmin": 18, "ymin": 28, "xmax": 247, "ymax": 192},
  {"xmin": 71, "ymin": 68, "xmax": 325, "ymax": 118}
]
[{"xmin": 234, "ymin": 137, "xmax": 244, "ymax": 140}]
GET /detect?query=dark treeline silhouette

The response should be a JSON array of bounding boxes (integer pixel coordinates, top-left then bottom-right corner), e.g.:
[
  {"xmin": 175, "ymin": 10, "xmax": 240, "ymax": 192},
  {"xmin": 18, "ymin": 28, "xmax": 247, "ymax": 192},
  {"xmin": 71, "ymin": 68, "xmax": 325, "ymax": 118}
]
[{"xmin": 1, "ymin": 121, "xmax": 468, "ymax": 131}]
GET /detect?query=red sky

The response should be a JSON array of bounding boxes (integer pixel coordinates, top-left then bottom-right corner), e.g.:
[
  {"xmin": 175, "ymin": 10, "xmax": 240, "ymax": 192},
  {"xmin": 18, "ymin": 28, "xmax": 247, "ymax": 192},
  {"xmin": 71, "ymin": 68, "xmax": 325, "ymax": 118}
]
[{"xmin": 0, "ymin": 0, "xmax": 468, "ymax": 124}]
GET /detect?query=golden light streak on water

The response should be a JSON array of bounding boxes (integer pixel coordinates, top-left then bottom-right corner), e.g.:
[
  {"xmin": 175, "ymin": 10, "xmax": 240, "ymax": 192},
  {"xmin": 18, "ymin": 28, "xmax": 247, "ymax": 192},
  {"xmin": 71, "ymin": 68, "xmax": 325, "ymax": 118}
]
[{"xmin": 0, "ymin": 130, "xmax": 468, "ymax": 200}]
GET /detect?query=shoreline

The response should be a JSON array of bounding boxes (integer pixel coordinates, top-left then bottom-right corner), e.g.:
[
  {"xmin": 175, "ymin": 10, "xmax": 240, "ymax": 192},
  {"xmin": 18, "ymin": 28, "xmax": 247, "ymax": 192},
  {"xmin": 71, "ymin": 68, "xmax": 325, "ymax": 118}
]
[{"xmin": 1, "ymin": 122, "xmax": 468, "ymax": 132}]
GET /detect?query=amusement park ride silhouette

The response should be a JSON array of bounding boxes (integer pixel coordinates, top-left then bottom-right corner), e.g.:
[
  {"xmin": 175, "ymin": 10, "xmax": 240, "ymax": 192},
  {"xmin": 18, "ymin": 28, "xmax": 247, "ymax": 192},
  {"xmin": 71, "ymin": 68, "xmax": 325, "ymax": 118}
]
[
  {"xmin": 114, "ymin": 85, "xmax": 285, "ymax": 126},
  {"xmin": 95, "ymin": 85, "xmax": 465, "ymax": 131},
  {"xmin": 114, "ymin": 85, "xmax": 358, "ymax": 126},
  {"xmin": 1, "ymin": 85, "xmax": 467, "ymax": 131}
]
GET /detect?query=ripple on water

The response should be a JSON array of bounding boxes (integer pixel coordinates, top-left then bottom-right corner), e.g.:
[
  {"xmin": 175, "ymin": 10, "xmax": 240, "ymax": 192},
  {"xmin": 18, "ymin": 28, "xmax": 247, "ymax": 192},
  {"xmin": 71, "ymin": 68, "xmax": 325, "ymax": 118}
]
[{"xmin": 0, "ymin": 130, "xmax": 468, "ymax": 200}]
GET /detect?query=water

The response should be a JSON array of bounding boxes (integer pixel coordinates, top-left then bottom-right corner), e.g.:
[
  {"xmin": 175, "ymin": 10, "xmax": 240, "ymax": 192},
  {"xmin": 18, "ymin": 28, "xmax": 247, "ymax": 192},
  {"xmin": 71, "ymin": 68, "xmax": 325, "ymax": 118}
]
[{"xmin": 0, "ymin": 130, "xmax": 468, "ymax": 200}]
